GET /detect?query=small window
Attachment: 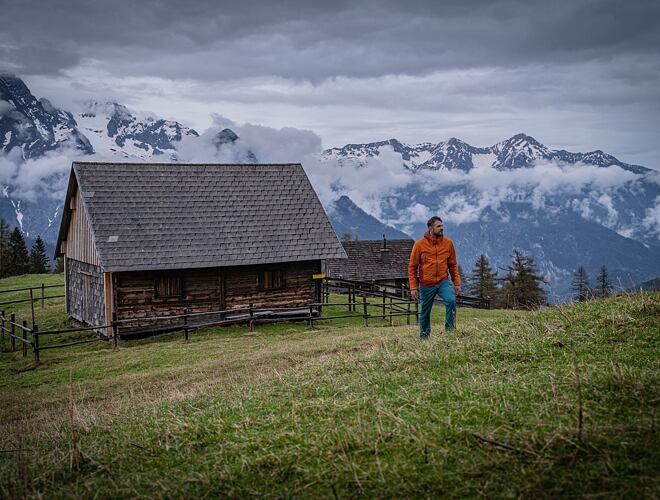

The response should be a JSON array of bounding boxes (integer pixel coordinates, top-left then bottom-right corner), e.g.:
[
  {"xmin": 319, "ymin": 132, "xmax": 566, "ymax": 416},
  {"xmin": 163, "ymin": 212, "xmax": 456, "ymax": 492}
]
[
  {"xmin": 155, "ymin": 275, "xmax": 182, "ymax": 298},
  {"xmin": 258, "ymin": 270, "xmax": 284, "ymax": 290}
]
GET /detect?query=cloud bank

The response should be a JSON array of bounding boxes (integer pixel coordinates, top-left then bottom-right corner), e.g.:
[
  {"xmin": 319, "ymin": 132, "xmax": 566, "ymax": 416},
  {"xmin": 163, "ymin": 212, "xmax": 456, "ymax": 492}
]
[{"xmin": 1, "ymin": 116, "xmax": 652, "ymax": 243}]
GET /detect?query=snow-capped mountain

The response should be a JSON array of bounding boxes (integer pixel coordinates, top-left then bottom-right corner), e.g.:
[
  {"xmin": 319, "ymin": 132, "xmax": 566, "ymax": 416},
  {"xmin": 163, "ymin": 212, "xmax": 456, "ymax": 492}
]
[
  {"xmin": 0, "ymin": 74, "xmax": 93, "ymax": 159},
  {"xmin": 0, "ymin": 75, "xmax": 247, "ymax": 242},
  {"xmin": 324, "ymin": 132, "xmax": 651, "ymax": 174},
  {"xmin": 77, "ymin": 101, "xmax": 199, "ymax": 160}
]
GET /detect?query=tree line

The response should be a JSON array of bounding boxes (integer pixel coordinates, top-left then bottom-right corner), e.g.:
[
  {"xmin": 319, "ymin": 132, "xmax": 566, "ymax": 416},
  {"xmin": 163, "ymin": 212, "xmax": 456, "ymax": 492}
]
[
  {"xmin": 462, "ymin": 250, "xmax": 615, "ymax": 309},
  {"xmin": 570, "ymin": 265, "xmax": 612, "ymax": 302},
  {"xmin": 0, "ymin": 218, "xmax": 52, "ymax": 277},
  {"xmin": 461, "ymin": 249, "xmax": 546, "ymax": 310}
]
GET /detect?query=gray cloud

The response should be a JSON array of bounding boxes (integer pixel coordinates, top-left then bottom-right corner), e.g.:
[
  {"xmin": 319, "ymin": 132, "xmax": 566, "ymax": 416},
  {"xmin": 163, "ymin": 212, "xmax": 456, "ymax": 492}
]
[
  {"xmin": 3, "ymin": 0, "xmax": 660, "ymax": 167},
  {"xmin": 1, "ymin": 0, "xmax": 658, "ymax": 80}
]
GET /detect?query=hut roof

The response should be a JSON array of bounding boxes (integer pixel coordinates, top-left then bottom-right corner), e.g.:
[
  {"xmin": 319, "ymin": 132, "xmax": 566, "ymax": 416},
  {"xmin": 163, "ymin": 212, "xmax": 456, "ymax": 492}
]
[
  {"xmin": 56, "ymin": 162, "xmax": 346, "ymax": 272},
  {"xmin": 326, "ymin": 239, "xmax": 413, "ymax": 281}
]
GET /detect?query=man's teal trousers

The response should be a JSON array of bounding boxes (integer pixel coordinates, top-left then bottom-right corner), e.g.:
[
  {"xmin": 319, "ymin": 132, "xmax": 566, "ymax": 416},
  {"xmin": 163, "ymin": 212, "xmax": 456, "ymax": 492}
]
[{"xmin": 419, "ymin": 279, "xmax": 456, "ymax": 339}]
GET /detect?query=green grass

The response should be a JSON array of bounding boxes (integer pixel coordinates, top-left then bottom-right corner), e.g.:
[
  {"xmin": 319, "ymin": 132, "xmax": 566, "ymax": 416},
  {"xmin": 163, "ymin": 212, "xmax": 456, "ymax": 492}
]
[{"xmin": 0, "ymin": 274, "xmax": 658, "ymax": 498}]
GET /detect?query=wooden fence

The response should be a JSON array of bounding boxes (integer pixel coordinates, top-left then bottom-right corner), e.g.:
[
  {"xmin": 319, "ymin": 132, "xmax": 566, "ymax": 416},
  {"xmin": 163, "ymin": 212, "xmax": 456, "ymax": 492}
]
[
  {"xmin": 0, "ymin": 290, "xmax": 418, "ymax": 364},
  {"xmin": 0, "ymin": 283, "xmax": 66, "ymax": 328},
  {"xmin": 323, "ymin": 277, "xmax": 491, "ymax": 309},
  {"xmin": 0, "ymin": 277, "xmax": 488, "ymax": 365}
]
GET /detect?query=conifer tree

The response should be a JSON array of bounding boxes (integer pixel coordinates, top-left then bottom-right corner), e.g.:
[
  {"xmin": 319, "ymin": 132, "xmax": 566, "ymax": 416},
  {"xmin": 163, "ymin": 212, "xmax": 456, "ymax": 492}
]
[
  {"xmin": 0, "ymin": 218, "xmax": 10, "ymax": 278},
  {"xmin": 571, "ymin": 265, "xmax": 591, "ymax": 302},
  {"xmin": 29, "ymin": 235, "xmax": 50, "ymax": 274},
  {"xmin": 8, "ymin": 227, "xmax": 30, "ymax": 276},
  {"xmin": 468, "ymin": 254, "xmax": 498, "ymax": 300},
  {"xmin": 500, "ymin": 249, "xmax": 546, "ymax": 309},
  {"xmin": 595, "ymin": 265, "xmax": 612, "ymax": 297}
]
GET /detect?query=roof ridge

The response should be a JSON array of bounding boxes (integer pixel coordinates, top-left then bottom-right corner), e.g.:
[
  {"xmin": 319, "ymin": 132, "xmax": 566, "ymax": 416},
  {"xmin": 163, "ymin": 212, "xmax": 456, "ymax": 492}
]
[{"xmin": 72, "ymin": 162, "xmax": 303, "ymax": 167}]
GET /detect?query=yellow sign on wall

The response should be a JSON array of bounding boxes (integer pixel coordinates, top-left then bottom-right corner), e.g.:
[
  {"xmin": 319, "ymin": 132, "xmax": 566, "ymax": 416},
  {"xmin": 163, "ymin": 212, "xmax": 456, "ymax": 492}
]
[{"xmin": 312, "ymin": 273, "xmax": 326, "ymax": 279}]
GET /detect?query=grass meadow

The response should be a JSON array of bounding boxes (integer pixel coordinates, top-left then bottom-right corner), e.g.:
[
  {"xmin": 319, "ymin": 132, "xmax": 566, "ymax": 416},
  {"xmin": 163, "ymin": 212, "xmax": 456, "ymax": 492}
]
[{"xmin": 0, "ymin": 274, "xmax": 658, "ymax": 498}]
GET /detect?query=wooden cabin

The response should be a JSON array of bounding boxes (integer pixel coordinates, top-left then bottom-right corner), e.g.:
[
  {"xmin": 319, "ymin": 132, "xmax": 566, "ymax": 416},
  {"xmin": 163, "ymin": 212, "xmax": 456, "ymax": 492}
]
[
  {"xmin": 56, "ymin": 162, "xmax": 347, "ymax": 335},
  {"xmin": 324, "ymin": 238, "xmax": 414, "ymax": 288}
]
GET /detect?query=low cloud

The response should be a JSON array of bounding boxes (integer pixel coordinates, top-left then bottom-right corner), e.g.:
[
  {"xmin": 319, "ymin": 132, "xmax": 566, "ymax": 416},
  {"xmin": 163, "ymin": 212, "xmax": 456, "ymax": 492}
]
[
  {"xmin": 178, "ymin": 119, "xmax": 415, "ymax": 217},
  {"xmin": 642, "ymin": 195, "xmax": 660, "ymax": 239},
  {"xmin": 175, "ymin": 126, "xmax": 647, "ymax": 234},
  {"xmin": 0, "ymin": 116, "xmax": 652, "ymax": 245},
  {"xmin": 0, "ymin": 148, "xmax": 79, "ymax": 202}
]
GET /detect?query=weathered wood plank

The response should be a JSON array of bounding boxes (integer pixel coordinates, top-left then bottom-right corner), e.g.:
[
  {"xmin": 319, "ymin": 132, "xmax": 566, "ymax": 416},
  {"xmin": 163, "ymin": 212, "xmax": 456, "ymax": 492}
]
[{"xmin": 114, "ymin": 261, "xmax": 321, "ymax": 332}]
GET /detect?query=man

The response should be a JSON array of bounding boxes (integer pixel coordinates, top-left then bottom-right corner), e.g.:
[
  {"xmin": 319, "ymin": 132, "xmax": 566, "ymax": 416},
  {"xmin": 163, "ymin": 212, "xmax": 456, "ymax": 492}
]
[{"xmin": 408, "ymin": 216, "xmax": 461, "ymax": 339}]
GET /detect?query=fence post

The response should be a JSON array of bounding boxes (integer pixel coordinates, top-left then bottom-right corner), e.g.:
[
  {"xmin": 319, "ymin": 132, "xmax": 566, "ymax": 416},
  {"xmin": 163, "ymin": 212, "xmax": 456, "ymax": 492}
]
[
  {"xmin": 362, "ymin": 295, "xmax": 368, "ymax": 327},
  {"xmin": 183, "ymin": 309, "xmax": 189, "ymax": 342},
  {"xmin": 389, "ymin": 296, "xmax": 393, "ymax": 327},
  {"xmin": 382, "ymin": 290, "xmax": 386, "ymax": 319},
  {"xmin": 32, "ymin": 323, "xmax": 39, "ymax": 364},
  {"xmin": 21, "ymin": 320, "xmax": 28, "ymax": 358},
  {"xmin": 406, "ymin": 300, "xmax": 411, "ymax": 326},
  {"xmin": 308, "ymin": 305, "xmax": 314, "ymax": 328},
  {"xmin": 41, "ymin": 283, "xmax": 45, "ymax": 309},
  {"xmin": 112, "ymin": 311, "xmax": 119, "ymax": 350},
  {"xmin": 10, "ymin": 313, "xmax": 15, "ymax": 352},
  {"xmin": 29, "ymin": 288, "xmax": 35, "ymax": 329},
  {"xmin": 249, "ymin": 303, "xmax": 254, "ymax": 332},
  {"xmin": 1, "ymin": 310, "xmax": 4, "ymax": 347}
]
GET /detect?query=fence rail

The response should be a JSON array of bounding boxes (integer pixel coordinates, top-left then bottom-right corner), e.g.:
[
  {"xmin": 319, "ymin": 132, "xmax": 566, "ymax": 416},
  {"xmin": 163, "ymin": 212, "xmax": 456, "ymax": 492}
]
[
  {"xmin": 0, "ymin": 276, "xmax": 487, "ymax": 365},
  {"xmin": 323, "ymin": 277, "xmax": 490, "ymax": 309},
  {"xmin": 0, "ymin": 290, "xmax": 418, "ymax": 364},
  {"xmin": 0, "ymin": 282, "xmax": 67, "ymax": 328}
]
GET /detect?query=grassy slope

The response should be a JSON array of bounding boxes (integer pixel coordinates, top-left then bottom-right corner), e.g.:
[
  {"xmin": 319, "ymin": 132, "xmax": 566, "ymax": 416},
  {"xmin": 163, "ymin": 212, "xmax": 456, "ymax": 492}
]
[{"xmin": 0, "ymin": 274, "xmax": 658, "ymax": 498}]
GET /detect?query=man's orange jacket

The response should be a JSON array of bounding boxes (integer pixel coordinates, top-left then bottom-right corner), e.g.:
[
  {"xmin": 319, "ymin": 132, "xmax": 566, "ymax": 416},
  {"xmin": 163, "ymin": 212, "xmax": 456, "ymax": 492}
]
[{"xmin": 408, "ymin": 232, "xmax": 460, "ymax": 290}]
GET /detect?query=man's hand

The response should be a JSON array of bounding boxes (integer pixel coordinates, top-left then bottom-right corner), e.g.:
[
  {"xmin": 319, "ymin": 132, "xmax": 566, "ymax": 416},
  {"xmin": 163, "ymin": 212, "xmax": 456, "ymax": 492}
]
[
  {"xmin": 455, "ymin": 285, "xmax": 462, "ymax": 296},
  {"xmin": 410, "ymin": 289, "xmax": 419, "ymax": 300}
]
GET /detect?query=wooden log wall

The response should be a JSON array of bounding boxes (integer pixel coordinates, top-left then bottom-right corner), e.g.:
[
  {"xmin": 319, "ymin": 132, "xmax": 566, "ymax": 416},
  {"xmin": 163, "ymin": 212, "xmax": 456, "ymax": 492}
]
[
  {"xmin": 114, "ymin": 261, "xmax": 320, "ymax": 333},
  {"xmin": 115, "ymin": 267, "xmax": 222, "ymax": 331},
  {"xmin": 224, "ymin": 260, "xmax": 319, "ymax": 310},
  {"xmin": 64, "ymin": 188, "xmax": 100, "ymax": 266}
]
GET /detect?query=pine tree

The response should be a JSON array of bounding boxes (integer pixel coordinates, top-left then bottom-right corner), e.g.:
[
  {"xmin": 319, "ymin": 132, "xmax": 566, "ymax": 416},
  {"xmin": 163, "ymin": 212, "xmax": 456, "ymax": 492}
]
[
  {"xmin": 0, "ymin": 218, "xmax": 10, "ymax": 278},
  {"xmin": 29, "ymin": 235, "xmax": 50, "ymax": 274},
  {"xmin": 501, "ymin": 249, "xmax": 546, "ymax": 309},
  {"xmin": 595, "ymin": 265, "xmax": 612, "ymax": 297},
  {"xmin": 8, "ymin": 227, "xmax": 30, "ymax": 276},
  {"xmin": 468, "ymin": 254, "xmax": 498, "ymax": 300},
  {"xmin": 571, "ymin": 265, "xmax": 591, "ymax": 302}
]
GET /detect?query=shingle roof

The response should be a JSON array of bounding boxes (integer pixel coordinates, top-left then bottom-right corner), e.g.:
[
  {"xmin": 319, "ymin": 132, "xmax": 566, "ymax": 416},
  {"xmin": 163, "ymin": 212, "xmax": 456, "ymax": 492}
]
[
  {"xmin": 58, "ymin": 162, "xmax": 347, "ymax": 272},
  {"xmin": 326, "ymin": 239, "xmax": 413, "ymax": 281}
]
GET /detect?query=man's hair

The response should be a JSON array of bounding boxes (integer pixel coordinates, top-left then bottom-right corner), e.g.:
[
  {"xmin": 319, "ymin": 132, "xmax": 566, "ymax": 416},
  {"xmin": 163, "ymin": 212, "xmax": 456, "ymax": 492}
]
[{"xmin": 427, "ymin": 216, "xmax": 443, "ymax": 228}]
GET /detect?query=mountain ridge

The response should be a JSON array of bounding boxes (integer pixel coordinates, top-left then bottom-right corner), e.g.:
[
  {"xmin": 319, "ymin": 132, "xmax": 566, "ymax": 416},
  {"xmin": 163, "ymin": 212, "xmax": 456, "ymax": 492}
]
[{"xmin": 323, "ymin": 132, "xmax": 652, "ymax": 174}]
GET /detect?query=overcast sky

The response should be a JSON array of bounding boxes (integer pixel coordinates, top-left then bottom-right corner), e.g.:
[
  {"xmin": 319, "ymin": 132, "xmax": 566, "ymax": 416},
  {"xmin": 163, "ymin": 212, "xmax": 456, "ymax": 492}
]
[{"xmin": 2, "ymin": 0, "xmax": 659, "ymax": 167}]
